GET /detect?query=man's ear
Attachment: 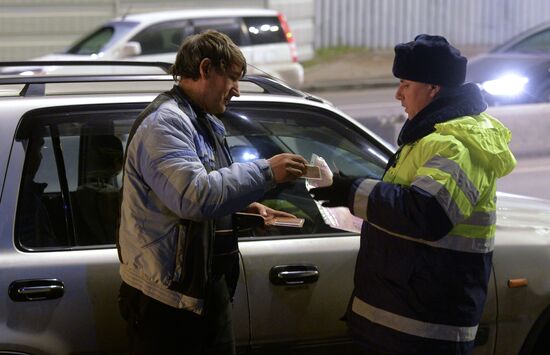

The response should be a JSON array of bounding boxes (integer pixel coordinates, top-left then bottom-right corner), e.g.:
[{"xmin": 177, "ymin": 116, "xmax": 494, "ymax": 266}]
[{"xmin": 199, "ymin": 58, "xmax": 212, "ymax": 79}]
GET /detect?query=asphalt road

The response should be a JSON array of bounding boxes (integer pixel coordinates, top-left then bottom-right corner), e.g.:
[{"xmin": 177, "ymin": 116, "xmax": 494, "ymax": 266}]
[
  {"xmin": 497, "ymin": 155, "xmax": 550, "ymax": 201},
  {"xmin": 319, "ymin": 88, "xmax": 402, "ymax": 117}
]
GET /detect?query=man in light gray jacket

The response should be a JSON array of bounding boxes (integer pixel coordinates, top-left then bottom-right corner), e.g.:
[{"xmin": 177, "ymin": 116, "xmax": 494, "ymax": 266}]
[{"xmin": 117, "ymin": 30, "xmax": 307, "ymax": 355}]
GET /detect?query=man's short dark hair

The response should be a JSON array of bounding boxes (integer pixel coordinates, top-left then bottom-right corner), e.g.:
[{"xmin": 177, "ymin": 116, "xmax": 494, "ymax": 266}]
[{"xmin": 169, "ymin": 30, "xmax": 247, "ymax": 81}]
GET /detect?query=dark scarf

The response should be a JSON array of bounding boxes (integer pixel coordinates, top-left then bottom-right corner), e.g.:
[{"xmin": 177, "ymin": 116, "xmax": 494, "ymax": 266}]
[
  {"xmin": 397, "ymin": 82, "xmax": 487, "ymax": 146},
  {"xmin": 386, "ymin": 83, "xmax": 487, "ymax": 170}
]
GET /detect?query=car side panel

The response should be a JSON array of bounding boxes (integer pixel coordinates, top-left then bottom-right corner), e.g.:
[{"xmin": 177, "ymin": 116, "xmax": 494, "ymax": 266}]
[
  {"xmin": 240, "ymin": 235, "xmax": 359, "ymax": 353},
  {"xmin": 0, "ymin": 112, "xmax": 251, "ymax": 354},
  {"xmin": 474, "ymin": 269, "xmax": 498, "ymax": 354},
  {"xmin": 0, "ymin": 250, "xmax": 124, "ymax": 354},
  {"xmin": 0, "ymin": 142, "xmax": 123, "ymax": 354},
  {"xmin": 492, "ymin": 228, "xmax": 550, "ymax": 354}
]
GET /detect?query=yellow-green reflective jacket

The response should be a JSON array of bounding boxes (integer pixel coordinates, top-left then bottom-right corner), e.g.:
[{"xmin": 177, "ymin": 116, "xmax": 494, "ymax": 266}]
[{"xmin": 346, "ymin": 111, "xmax": 516, "ymax": 353}]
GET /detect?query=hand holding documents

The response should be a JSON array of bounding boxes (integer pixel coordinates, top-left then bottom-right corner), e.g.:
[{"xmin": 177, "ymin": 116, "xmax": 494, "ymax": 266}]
[
  {"xmin": 300, "ymin": 164, "xmax": 321, "ymax": 180},
  {"xmin": 305, "ymin": 154, "xmax": 333, "ymax": 187},
  {"xmin": 235, "ymin": 212, "xmax": 305, "ymax": 229},
  {"xmin": 306, "ymin": 154, "xmax": 362, "ymax": 233},
  {"xmin": 265, "ymin": 216, "xmax": 305, "ymax": 228}
]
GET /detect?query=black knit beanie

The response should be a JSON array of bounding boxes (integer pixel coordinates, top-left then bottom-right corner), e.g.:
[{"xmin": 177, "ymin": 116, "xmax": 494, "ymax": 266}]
[{"xmin": 392, "ymin": 34, "xmax": 467, "ymax": 87}]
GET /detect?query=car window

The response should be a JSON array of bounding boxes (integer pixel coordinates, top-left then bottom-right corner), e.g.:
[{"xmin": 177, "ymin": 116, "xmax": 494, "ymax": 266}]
[
  {"xmin": 66, "ymin": 22, "xmax": 139, "ymax": 55},
  {"xmin": 131, "ymin": 21, "xmax": 190, "ymax": 55},
  {"xmin": 221, "ymin": 103, "xmax": 389, "ymax": 237},
  {"xmin": 192, "ymin": 18, "xmax": 247, "ymax": 46},
  {"xmin": 15, "ymin": 106, "xmax": 140, "ymax": 251},
  {"xmin": 507, "ymin": 29, "xmax": 550, "ymax": 54},
  {"xmin": 243, "ymin": 16, "xmax": 286, "ymax": 45},
  {"xmin": 13, "ymin": 100, "xmax": 390, "ymax": 250}
]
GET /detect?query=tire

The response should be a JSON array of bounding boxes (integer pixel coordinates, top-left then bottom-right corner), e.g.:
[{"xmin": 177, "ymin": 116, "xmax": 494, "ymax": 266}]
[{"xmin": 519, "ymin": 306, "xmax": 550, "ymax": 355}]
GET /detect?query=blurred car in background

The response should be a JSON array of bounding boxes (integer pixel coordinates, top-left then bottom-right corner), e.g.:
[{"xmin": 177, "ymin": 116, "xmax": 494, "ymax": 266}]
[
  {"xmin": 31, "ymin": 8, "xmax": 304, "ymax": 87},
  {"xmin": 466, "ymin": 21, "xmax": 550, "ymax": 105}
]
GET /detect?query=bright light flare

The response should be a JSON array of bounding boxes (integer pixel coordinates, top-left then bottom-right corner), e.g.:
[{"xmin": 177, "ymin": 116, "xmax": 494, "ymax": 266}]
[
  {"xmin": 241, "ymin": 151, "xmax": 259, "ymax": 161},
  {"xmin": 482, "ymin": 74, "xmax": 529, "ymax": 96}
]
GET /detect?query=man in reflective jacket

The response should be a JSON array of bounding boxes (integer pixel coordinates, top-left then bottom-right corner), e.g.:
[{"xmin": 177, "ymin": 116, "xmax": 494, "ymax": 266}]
[{"xmin": 311, "ymin": 34, "xmax": 516, "ymax": 355}]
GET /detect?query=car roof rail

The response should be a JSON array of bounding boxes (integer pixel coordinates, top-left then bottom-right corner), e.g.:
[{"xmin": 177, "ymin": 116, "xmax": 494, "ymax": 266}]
[
  {"xmin": 0, "ymin": 61, "xmax": 311, "ymax": 99},
  {"xmin": 239, "ymin": 75, "xmax": 304, "ymax": 97},
  {"xmin": 0, "ymin": 60, "xmax": 173, "ymax": 97},
  {"xmin": 0, "ymin": 60, "xmax": 172, "ymax": 73},
  {"xmin": 239, "ymin": 75, "xmax": 330, "ymax": 104}
]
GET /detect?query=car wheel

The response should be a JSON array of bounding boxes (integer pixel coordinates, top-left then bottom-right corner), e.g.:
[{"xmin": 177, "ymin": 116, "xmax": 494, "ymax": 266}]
[
  {"xmin": 530, "ymin": 320, "xmax": 550, "ymax": 355},
  {"xmin": 519, "ymin": 306, "xmax": 550, "ymax": 355}
]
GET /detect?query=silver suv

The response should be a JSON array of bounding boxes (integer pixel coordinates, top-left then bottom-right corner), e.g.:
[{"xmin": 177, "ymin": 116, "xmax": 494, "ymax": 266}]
[{"xmin": 0, "ymin": 62, "xmax": 549, "ymax": 355}]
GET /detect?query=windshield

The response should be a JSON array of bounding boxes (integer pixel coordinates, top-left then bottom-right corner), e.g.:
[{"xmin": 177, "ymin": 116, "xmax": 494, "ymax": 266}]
[
  {"xmin": 505, "ymin": 28, "xmax": 550, "ymax": 54},
  {"xmin": 65, "ymin": 21, "xmax": 139, "ymax": 55}
]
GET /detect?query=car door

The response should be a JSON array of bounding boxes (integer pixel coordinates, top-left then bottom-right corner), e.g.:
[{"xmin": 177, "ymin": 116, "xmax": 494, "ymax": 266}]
[
  {"xmin": 0, "ymin": 105, "xmax": 141, "ymax": 354},
  {"xmin": 0, "ymin": 102, "xmax": 255, "ymax": 354},
  {"xmin": 222, "ymin": 101, "xmax": 499, "ymax": 355},
  {"xmin": 221, "ymin": 102, "xmax": 391, "ymax": 354}
]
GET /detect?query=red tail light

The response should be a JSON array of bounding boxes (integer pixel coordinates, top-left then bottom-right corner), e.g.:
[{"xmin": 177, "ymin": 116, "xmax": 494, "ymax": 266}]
[{"xmin": 278, "ymin": 13, "xmax": 298, "ymax": 63}]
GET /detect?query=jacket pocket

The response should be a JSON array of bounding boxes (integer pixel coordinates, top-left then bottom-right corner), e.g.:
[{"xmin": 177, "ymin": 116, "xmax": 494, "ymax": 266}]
[
  {"xmin": 171, "ymin": 221, "xmax": 189, "ymax": 287},
  {"xmin": 139, "ymin": 228, "xmax": 178, "ymax": 286}
]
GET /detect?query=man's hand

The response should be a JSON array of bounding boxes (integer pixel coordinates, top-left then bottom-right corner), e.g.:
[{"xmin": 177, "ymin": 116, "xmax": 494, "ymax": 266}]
[
  {"xmin": 309, "ymin": 174, "xmax": 357, "ymax": 207},
  {"xmin": 245, "ymin": 202, "xmax": 296, "ymax": 223},
  {"xmin": 267, "ymin": 153, "xmax": 307, "ymax": 183}
]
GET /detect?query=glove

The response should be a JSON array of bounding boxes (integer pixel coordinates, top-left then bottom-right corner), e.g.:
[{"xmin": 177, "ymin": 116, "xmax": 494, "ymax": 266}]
[{"xmin": 310, "ymin": 174, "xmax": 357, "ymax": 207}]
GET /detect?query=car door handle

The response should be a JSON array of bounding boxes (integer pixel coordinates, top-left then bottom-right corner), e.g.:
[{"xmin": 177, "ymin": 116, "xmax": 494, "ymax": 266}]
[
  {"xmin": 8, "ymin": 279, "xmax": 64, "ymax": 302},
  {"xmin": 270, "ymin": 264, "xmax": 319, "ymax": 285}
]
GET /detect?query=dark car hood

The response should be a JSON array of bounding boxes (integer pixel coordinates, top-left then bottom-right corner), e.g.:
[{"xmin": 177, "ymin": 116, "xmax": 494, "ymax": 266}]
[{"xmin": 466, "ymin": 53, "xmax": 550, "ymax": 83}]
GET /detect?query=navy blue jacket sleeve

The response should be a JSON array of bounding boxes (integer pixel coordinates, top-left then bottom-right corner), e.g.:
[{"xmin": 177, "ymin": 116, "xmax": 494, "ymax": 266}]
[{"xmin": 351, "ymin": 179, "xmax": 453, "ymax": 241}]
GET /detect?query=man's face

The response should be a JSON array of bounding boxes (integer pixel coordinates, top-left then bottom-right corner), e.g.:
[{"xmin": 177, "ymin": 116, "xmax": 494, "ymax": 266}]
[
  {"xmin": 202, "ymin": 63, "xmax": 242, "ymax": 114},
  {"xmin": 395, "ymin": 79, "xmax": 440, "ymax": 119}
]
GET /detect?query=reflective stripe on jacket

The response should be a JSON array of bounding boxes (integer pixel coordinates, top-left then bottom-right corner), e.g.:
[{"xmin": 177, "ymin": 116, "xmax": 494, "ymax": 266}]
[{"xmin": 347, "ymin": 111, "xmax": 516, "ymax": 354}]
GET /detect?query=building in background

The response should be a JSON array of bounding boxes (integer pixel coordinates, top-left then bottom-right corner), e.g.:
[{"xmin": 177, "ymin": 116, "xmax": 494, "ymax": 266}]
[{"xmin": 2, "ymin": 0, "xmax": 550, "ymax": 63}]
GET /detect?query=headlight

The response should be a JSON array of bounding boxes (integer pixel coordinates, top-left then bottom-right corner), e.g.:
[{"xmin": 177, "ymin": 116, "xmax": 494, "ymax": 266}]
[{"xmin": 481, "ymin": 74, "xmax": 529, "ymax": 96}]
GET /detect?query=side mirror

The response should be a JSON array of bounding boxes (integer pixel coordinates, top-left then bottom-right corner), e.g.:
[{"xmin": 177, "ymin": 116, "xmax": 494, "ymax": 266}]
[{"xmin": 119, "ymin": 41, "xmax": 142, "ymax": 58}]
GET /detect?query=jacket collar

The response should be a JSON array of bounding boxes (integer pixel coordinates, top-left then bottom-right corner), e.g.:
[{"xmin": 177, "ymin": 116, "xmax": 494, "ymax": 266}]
[
  {"xmin": 397, "ymin": 83, "xmax": 487, "ymax": 146},
  {"xmin": 171, "ymin": 85, "xmax": 227, "ymax": 138},
  {"xmin": 171, "ymin": 85, "xmax": 205, "ymax": 118}
]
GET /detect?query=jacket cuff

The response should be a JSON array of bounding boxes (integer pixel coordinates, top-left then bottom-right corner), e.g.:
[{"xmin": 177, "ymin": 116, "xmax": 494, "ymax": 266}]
[
  {"xmin": 352, "ymin": 178, "xmax": 379, "ymax": 219},
  {"xmin": 254, "ymin": 159, "xmax": 276, "ymax": 190}
]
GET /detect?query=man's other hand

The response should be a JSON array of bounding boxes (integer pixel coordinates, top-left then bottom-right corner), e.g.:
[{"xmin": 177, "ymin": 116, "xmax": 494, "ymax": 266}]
[
  {"xmin": 268, "ymin": 153, "xmax": 307, "ymax": 183},
  {"xmin": 245, "ymin": 202, "xmax": 296, "ymax": 223}
]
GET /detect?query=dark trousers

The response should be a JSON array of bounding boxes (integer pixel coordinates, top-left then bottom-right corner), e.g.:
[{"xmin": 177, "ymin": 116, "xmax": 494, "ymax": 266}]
[{"xmin": 118, "ymin": 279, "xmax": 235, "ymax": 355}]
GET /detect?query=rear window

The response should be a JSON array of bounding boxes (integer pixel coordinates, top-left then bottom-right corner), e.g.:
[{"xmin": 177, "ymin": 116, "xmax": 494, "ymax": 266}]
[
  {"xmin": 507, "ymin": 29, "xmax": 550, "ymax": 54},
  {"xmin": 15, "ymin": 105, "xmax": 142, "ymax": 250},
  {"xmin": 193, "ymin": 18, "xmax": 246, "ymax": 46},
  {"xmin": 131, "ymin": 20, "xmax": 190, "ymax": 55},
  {"xmin": 244, "ymin": 16, "xmax": 286, "ymax": 45}
]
